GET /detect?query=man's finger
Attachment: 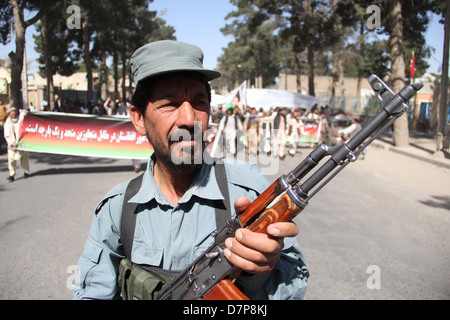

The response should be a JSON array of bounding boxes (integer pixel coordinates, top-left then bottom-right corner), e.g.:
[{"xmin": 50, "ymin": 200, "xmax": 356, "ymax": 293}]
[
  {"xmin": 234, "ymin": 196, "xmax": 251, "ymax": 214},
  {"xmin": 267, "ymin": 222, "xmax": 299, "ymax": 238},
  {"xmin": 233, "ymin": 228, "xmax": 283, "ymax": 253}
]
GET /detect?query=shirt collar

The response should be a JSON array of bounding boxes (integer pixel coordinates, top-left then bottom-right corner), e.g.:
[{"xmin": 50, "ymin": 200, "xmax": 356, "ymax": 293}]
[{"xmin": 129, "ymin": 153, "xmax": 225, "ymax": 207}]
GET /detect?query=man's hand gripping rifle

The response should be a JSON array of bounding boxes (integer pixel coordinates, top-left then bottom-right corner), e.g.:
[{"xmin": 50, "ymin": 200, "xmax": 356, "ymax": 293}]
[{"xmin": 157, "ymin": 75, "xmax": 423, "ymax": 300}]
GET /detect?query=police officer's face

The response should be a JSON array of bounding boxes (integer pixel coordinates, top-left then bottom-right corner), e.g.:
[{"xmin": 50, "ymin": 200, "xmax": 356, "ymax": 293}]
[{"xmin": 131, "ymin": 73, "xmax": 210, "ymax": 172}]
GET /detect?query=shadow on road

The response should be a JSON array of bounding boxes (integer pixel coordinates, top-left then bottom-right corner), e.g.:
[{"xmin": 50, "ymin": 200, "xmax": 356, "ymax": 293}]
[
  {"xmin": 0, "ymin": 152, "xmax": 142, "ymax": 177},
  {"xmin": 0, "ymin": 216, "xmax": 30, "ymax": 232},
  {"xmin": 30, "ymin": 152, "xmax": 117, "ymax": 166},
  {"xmin": 409, "ymin": 142, "xmax": 450, "ymax": 159},
  {"xmin": 31, "ymin": 165, "xmax": 137, "ymax": 176},
  {"xmin": 419, "ymin": 195, "xmax": 450, "ymax": 211}
]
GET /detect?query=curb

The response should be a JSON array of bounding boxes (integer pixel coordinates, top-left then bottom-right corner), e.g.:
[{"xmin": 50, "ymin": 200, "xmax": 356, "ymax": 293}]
[{"xmin": 371, "ymin": 141, "xmax": 450, "ymax": 170}]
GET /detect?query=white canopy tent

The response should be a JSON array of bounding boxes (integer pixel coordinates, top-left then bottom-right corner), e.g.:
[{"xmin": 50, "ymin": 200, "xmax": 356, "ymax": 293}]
[{"xmin": 212, "ymin": 88, "xmax": 318, "ymax": 112}]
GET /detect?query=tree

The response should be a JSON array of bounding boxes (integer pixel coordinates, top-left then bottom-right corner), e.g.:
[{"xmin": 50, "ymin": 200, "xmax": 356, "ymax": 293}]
[
  {"xmin": 257, "ymin": 0, "xmax": 330, "ymax": 96},
  {"xmin": 1, "ymin": 0, "xmax": 42, "ymax": 110},
  {"xmin": 437, "ymin": 1, "xmax": 449, "ymax": 150},
  {"xmin": 2, "ymin": 0, "xmax": 175, "ymax": 110},
  {"xmin": 217, "ymin": 1, "xmax": 280, "ymax": 91},
  {"xmin": 327, "ymin": 0, "xmax": 432, "ymax": 132},
  {"xmin": 113, "ymin": 0, "xmax": 175, "ymax": 99},
  {"xmin": 56, "ymin": 0, "xmax": 175, "ymax": 105},
  {"xmin": 88, "ymin": 0, "xmax": 175, "ymax": 101},
  {"xmin": 34, "ymin": 1, "xmax": 79, "ymax": 110},
  {"xmin": 371, "ymin": 0, "xmax": 433, "ymax": 146},
  {"xmin": 328, "ymin": 0, "xmax": 362, "ymax": 103},
  {"xmin": 387, "ymin": 0, "xmax": 409, "ymax": 146},
  {"xmin": 246, "ymin": 0, "xmax": 343, "ymax": 96}
]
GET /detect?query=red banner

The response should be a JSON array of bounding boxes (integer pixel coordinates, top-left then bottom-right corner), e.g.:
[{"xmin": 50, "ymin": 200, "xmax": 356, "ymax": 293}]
[
  {"xmin": 17, "ymin": 112, "xmax": 153, "ymax": 159},
  {"xmin": 298, "ymin": 119, "xmax": 322, "ymax": 143}
]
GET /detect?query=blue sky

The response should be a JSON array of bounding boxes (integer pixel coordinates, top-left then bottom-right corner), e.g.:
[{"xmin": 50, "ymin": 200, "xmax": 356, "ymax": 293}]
[
  {"xmin": 0, "ymin": 0, "xmax": 446, "ymax": 76},
  {"xmin": 150, "ymin": 0, "xmax": 236, "ymax": 70},
  {"xmin": 150, "ymin": 0, "xmax": 447, "ymax": 75}
]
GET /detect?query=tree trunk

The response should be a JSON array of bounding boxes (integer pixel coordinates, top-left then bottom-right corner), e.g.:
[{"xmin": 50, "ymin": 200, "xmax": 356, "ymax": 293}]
[
  {"xmin": 307, "ymin": 45, "xmax": 315, "ymax": 96},
  {"xmin": 430, "ymin": 83, "xmax": 440, "ymax": 136},
  {"xmin": 121, "ymin": 53, "xmax": 127, "ymax": 100},
  {"xmin": 8, "ymin": 0, "xmax": 25, "ymax": 110},
  {"xmin": 113, "ymin": 46, "xmax": 119, "ymax": 100},
  {"xmin": 82, "ymin": 17, "xmax": 93, "ymax": 106},
  {"xmin": 294, "ymin": 52, "xmax": 302, "ymax": 93},
  {"xmin": 305, "ymin": 0, "xmax": 315, "ymax": 97},
  {"xmin": 410, "ymin": 92, "xmax": 419, "ymax": 131},
  {"xmin": 331, "ymin": 46, "xmax": 344, "ymax": 103},
  {"xmin": 100, "ymin": 50, "xmax": 108, "ymax": 100},
  {"xmin": 389, "ymin": 0, "xmax": 408, "ymax": 147},
  {"xmin": 7, "ymin": 0, "xmax": 41, "ymax": 110},
  {"xmin": 438, "ymin": 1, "xmax": 450, "ymax": 143},
  {"xmin": 41, "ymin": 13, "xmax": 55, "ymax": 111},
  {"xmin": 356, "ymin": 21, "xmax": 365, "ymax": 102}
]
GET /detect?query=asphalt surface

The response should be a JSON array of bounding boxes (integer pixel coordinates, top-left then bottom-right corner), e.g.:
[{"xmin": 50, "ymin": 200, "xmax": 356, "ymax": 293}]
[{"xmin": 0, "ymin": 140, "xmax": 449, "ymax": 300}]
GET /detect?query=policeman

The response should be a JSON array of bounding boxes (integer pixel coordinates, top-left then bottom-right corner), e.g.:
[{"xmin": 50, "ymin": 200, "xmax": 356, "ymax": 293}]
[{"xmin": 73, "ymin": 40, "xmax": 308, "ymax": 300}]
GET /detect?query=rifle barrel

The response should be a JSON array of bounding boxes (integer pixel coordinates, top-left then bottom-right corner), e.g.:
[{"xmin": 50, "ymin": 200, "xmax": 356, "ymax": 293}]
[{"xmin": 299, "ymin": 80, "xmax": 423, "ymax": 196}]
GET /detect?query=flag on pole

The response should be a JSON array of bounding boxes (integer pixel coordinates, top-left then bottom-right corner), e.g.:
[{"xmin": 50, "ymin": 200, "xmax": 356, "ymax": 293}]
[
  {"xmin": 232, "ymin": 80, "xmax": 246, "ymax": 109},
  {"xmin": 410, "ymin": 51, "xmax": 415, "ymax": 79}
]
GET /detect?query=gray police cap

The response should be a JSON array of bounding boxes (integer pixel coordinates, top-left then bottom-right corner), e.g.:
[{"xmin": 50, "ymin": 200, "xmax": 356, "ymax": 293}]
[{"xmin": 130, "ymin": 40, "xmax": 221, "ymax": 84}]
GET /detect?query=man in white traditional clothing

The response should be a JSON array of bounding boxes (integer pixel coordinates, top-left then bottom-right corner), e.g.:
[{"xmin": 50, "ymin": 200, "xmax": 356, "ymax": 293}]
[
  {"xmin": 218, "ymin": 104, "xmax": 243, "ymax": 157},
  {"xmin": 3, "ymin": 107, "xmax": 30, "ymax": 182}
]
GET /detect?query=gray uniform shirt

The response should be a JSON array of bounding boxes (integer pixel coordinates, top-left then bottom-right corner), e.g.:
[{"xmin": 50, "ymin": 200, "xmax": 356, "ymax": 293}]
[{"xmin": 73, "ymin": 154, "xmax": 308, "ymax": 300}]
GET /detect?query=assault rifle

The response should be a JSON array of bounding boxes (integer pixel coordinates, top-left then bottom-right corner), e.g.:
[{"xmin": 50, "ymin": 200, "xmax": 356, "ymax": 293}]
[{"xmin": 156, "ymin": 75, "xmax": 423, "ymax": 300}]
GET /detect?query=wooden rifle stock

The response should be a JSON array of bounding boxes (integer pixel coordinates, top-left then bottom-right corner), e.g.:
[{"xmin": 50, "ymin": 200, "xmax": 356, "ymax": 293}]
[
  {"xmin": 203, "ymin": 192, "xmax": 304, "ymax": 300},
  {"xmin": 204, "ymin": 280, "xmax": 249, "ymax": 300},
  {"xmin": 245, "ymin": 192, "xmax": 303, "ymax": 233},
  {"xmin": 238, "ymin": 180, "xmax": 284, "ymax": 226}
]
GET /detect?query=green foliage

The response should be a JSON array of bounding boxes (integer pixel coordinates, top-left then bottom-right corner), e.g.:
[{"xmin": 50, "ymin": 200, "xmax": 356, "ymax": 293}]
[
  {"xmin": 374, "ymin": 0, "xmax": 434, "ymax": 78},
  {"xmin": 0, "ymin": 2, "xmax": 13, "ymax": 45},
  {"xmin": 33, "ymin": 2, "xmax": 80, "ymax": 78},
  {"xmin": 1, "ymin": 0, "xmax": 443, "ymax": 96},
  {"xmin": 216, "ymin": 1, "xmax": 280, "ymax": 90},
  {"xmin": 217, "ymin": 0, "xmax": 439, "ymax": 91}
]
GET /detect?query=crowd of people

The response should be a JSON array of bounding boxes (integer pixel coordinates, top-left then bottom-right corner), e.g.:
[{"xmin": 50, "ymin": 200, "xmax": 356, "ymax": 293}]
[
  {"xmin": 1, "ymin": 93, "xmax": 362, "ymax": 182},
  {"xmin": 211, "ymin": 103, "xmax": 333, "ymax": 159},
  {"xmin": 24, "ymin": 94, "xmax": 354, "ymax": 162},
  {"xmin": 28, "ymin": 96, "xmax": 132, "ymax": 117}
]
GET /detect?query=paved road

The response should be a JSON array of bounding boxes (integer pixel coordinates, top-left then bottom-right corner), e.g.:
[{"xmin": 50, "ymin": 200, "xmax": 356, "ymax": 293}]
[
  {"xmin": 0, "ymin": 143, "xmax": 449, "ymax": 300},
  {"xmin": 292, "ymin": 146, "xmax": 450, "ymax": 300}
]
